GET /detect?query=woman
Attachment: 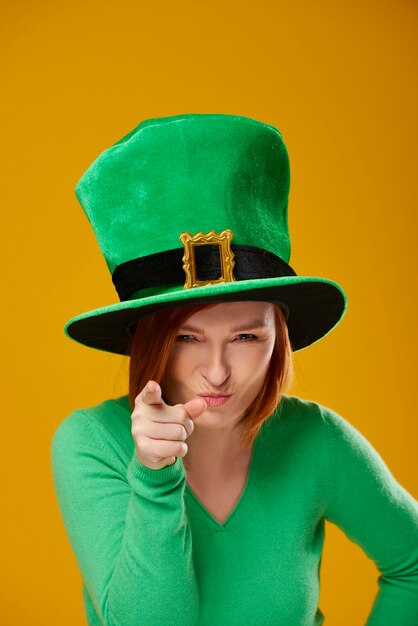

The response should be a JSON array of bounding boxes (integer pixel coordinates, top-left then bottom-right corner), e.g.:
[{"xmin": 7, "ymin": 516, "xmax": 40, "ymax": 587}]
[
  {"xmin": 130, "ymin": 300, "xmax": 289, "ymax": 506},
  {"xmin": 51, "ymin": 113, "xmax": 418, "ymax": 626}
]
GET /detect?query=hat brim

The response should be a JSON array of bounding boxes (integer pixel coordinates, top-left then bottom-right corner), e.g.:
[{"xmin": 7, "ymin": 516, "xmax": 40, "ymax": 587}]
[{"xmin": 64, "ymin": 275, "xmax": 348, "ymax": 355}]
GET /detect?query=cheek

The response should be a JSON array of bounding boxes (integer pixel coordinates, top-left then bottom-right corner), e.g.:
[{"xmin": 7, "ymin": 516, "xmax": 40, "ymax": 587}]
[
  {"xmin": 164, "ymin": 352, "xmax": 190, "ymax": 384},
  {"xmin": 239, "ymin": 346, "xmax": 273, "ymax": 381}
]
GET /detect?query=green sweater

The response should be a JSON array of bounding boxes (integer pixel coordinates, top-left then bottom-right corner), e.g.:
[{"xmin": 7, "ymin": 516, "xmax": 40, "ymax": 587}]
[{"xmin": 50, "ymin": 394, "xmax": 418, "ymax": 626}]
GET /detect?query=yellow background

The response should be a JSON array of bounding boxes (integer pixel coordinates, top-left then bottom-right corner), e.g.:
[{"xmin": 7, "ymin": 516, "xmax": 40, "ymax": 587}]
[{"xmin": 1, "ymin": 0, "xmax": 417, "ymax": 624}]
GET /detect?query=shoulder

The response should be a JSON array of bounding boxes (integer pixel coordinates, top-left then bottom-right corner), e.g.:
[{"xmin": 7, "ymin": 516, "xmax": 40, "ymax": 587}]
[
  {"xmin": 50, "ymin": 395, "xmax": 133, "ymax": 467},
  {"xmin": 270, "ymin": 394, "xmax": 358, "ymax": 433},
  {"xmin": 264, "ymin": 393, "xmax": 331, "ymax": 436},
  {"xmin": 261, "ymin": 393, "xmax": 361, "ymax": 454},
  {"xmin": 274, "ymin": 395, "xmax": 389, "ymax": 479}
]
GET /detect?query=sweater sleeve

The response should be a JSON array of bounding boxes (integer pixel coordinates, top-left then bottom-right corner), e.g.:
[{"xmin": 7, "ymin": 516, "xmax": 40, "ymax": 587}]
[
  {"xmin": 50, "ymin": 410, "xmax": 200, "ymax": 626},
  {"xmin": 320, "ymin": 405, "xmax": 418, "ymax": 625}
]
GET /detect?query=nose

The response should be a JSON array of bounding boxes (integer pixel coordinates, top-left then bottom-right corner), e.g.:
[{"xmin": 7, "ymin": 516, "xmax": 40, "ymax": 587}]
[{"xmin": 201, "ymin": 345, "xmax": 231, "ymax": 388}]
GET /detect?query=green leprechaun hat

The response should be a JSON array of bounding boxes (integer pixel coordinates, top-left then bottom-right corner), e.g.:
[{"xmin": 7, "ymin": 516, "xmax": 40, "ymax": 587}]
[{"xmin": 64, "ymin": 113, "xmax": 348, "ymax": 355}]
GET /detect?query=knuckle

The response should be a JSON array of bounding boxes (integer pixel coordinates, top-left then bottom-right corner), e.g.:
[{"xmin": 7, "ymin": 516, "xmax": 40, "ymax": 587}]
[
  {"xmin": 131, "ymin": 406, "xmax": 143, "ymax": 422},
  {"xmin": 131, "ymin": 410, "xmax": 143, "ymax": 425},
  {"xmin": 177, "ymin": 441, "xmax": 187, "ymax": 455},
  {"xmin": 131, "ymin": 422, "xmax": 144, "ymax": 438}
]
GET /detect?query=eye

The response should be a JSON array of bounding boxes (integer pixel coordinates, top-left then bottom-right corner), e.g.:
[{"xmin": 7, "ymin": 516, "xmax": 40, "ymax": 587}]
[
  {"xmin": 175, "ymin": 335, "xmax": 197, "ymax": 342},
  {"xmin": 235, "ymin": 333, "xmax": 258, "ymax": 341}
]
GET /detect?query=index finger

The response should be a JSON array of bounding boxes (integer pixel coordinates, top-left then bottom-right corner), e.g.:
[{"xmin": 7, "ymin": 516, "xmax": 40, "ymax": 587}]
[{"xmin": 137, "ymin": 380, "xmax": 164, "ymax": 406}]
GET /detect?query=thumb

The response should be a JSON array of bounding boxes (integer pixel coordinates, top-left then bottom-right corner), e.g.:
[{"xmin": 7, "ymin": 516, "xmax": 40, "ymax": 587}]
[{"xmin": 183, "ymin": 397, "xmax": 207, "ymax": 420}]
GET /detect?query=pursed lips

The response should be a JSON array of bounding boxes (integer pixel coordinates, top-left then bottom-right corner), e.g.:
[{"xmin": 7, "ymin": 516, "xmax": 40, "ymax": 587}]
[{"xmin": 199, "ymin": 393, "xmax": 232, "ymax": 407}]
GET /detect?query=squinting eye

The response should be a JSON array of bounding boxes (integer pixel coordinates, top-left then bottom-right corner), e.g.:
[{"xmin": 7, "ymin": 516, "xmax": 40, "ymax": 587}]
[
  {"xmin": 175, "ymin": 335, "xmax": 196, "ymax": 342},
  {"xmin": 236, "ymin": 333, "xmax": 258, "ymax": 341}
]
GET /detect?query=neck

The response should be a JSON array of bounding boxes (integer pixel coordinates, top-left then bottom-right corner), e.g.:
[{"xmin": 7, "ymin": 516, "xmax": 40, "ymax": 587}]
[{"xmin": 183, "ymin": 422, "xmax": 249, "ymax": 476}]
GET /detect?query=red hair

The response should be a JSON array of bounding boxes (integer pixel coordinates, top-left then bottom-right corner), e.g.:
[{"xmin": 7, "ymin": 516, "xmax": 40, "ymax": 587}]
[{"xmin": 127, "ymin": 302, "xmax": 294, "ymax": 449}]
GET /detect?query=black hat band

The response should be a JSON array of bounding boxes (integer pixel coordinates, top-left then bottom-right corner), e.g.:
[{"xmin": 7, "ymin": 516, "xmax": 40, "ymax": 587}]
[{"xmin": 112, "ymin": 244, "xmax": 297, "ymax": 302}]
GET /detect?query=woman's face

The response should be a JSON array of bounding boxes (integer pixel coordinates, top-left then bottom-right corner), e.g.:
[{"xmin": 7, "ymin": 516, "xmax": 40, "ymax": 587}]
[{"xmin": 161, "ymin": 301, "xmax": 276, "ymax": 429}]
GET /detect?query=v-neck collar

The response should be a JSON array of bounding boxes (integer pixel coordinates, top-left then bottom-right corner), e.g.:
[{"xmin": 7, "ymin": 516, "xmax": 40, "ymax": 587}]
[{"xmin": 184, "ymin": 430, "xmax": 260, "ymax": 532}]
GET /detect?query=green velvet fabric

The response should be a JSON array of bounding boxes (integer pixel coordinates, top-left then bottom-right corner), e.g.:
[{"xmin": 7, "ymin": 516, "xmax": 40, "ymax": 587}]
[{"xmin": 75, "ymin": 113, "xmax": 291, "ymax": 274}]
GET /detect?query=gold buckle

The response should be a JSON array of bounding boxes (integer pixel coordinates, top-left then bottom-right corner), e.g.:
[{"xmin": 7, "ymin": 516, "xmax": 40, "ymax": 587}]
[{"xmin": 179, "ymin": 229, "xmax": 236, "ymax": 289}]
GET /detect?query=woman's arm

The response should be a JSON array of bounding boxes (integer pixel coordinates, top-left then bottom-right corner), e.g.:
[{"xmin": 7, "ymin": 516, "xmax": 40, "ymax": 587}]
[
  {"xmin": 50, "ymin": 409, "xmax": 199, "ymax": 626},
  {"xmin": 321, "ymin": 405, "xmax": 418, "ymax": 625}
]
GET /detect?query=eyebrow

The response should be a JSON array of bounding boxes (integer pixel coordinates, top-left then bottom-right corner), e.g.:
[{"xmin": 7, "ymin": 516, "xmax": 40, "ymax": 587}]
[{"xmin": 179, "ymin": 320, "xmax": 269, "ymax": 334}]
